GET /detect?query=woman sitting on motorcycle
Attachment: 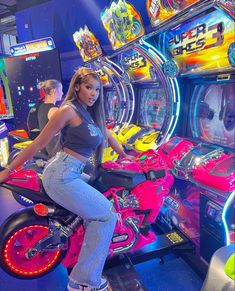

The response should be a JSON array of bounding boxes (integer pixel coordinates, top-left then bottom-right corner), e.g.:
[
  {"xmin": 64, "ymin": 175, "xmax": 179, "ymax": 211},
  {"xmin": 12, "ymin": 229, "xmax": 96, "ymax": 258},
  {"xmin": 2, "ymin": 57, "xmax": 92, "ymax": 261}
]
[{"xmin": 0, "ymin": 67, "xmax": 132, "ymax": 291}]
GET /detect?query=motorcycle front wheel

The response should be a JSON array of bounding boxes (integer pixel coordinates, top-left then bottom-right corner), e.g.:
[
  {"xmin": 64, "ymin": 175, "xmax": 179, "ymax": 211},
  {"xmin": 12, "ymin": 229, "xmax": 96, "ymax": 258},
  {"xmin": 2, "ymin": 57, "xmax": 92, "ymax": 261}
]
[{"xmin": 0, "ymin": 217, "xmax": 66, "ymax": 279}]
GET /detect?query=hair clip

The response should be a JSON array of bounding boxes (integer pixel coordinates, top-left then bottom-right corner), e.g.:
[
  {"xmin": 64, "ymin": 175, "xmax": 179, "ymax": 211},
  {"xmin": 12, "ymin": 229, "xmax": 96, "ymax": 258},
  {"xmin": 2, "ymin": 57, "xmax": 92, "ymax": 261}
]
[{"xmin": 39, "ymin": 88, "xmax": 46, "ymax": 100}]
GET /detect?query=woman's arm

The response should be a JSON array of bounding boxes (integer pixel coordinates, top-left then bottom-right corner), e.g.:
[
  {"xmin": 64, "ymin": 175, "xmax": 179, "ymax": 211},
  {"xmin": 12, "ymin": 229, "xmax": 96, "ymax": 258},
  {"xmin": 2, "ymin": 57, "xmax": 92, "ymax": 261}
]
[
  {"xmin": 48, "ymin": 107, "xmax": 59, "ymax": 120},
  {"xmin": 0, "ymin": 106, "xmax": 74, "ymax": 181},
  {"xmin": 106, "ymin": 129, "xmax": 134, "ymax": 159}
]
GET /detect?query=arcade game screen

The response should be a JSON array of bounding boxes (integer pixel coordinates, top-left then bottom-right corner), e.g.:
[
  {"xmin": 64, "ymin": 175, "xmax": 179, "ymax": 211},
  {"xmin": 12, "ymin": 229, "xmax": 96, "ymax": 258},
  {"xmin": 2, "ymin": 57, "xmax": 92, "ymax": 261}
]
[
  {"xmin": 188, "ymin": 81, "xmax": 235, "ymax": 149},
  {"xmin": 137, "ymin": 86, "xmax": 167, "ymax": 129},
  {"xmin": 5, "ymin": 49, "xmax": 62, "ymax": 130},
  {"xmin": 103, "ymin": 88, "xmax": 119, "ymax": 125}
]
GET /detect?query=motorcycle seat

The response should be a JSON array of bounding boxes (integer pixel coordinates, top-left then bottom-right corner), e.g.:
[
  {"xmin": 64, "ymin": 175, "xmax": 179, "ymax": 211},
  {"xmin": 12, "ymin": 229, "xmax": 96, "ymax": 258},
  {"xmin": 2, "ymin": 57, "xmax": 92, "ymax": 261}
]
[{"xmin": 93, "ymin": 168, "xmax": 146, "ymax": 192}]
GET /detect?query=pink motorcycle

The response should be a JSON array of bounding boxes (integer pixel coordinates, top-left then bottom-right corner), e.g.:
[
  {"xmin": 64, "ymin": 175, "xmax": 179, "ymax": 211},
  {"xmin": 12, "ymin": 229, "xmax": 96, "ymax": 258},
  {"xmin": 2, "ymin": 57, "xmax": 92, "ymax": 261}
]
[{"xmin": 0, "ymin": 150, "xmax": 173, "ymax": 279}]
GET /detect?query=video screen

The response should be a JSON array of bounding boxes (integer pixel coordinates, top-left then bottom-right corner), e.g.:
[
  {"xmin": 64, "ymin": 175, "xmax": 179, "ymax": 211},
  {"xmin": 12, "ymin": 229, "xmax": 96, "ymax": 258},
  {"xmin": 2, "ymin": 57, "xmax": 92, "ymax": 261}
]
[
  {"xmin": 5, "ymin": 49, "xmax": 62, "ymax": 130},
  {"xmin": 103, "ymin": 88, "xmax": 119, "ymax": 125},
  {"xmin": 188, "ymin": 82, "xmax": 235, "ymax": 149},
  {"xmin": 137, "ymin": 87, "xmax": 166, "ymax": 129}
]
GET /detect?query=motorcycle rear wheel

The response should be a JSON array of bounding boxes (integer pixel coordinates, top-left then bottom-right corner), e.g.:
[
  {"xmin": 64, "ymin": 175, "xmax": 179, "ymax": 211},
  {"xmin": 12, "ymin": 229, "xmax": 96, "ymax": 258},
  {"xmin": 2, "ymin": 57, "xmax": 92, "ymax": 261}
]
[{"xmin": 0, "ymin": 218, "xmax": 66, "ymax": 279}]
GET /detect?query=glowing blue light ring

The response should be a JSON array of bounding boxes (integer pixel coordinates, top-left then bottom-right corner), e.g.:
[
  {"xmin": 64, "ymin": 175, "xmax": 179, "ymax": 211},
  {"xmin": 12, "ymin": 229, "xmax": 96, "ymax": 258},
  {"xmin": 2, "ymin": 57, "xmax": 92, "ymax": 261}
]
[
  {"xmin": 138, "ymin": 41, "xmax": 180, "ymax": 145},
  {"xmin": 222, "ymin": 190, "xmax": 235, "ymax": 246}
]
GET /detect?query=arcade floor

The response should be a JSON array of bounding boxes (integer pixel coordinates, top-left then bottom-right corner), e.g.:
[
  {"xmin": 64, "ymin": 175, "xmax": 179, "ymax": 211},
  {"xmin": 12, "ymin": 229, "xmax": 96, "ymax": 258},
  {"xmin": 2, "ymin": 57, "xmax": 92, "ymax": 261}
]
[{"xmin": 0, "ymin": 187, "xmax": 203, "ymax": 291}]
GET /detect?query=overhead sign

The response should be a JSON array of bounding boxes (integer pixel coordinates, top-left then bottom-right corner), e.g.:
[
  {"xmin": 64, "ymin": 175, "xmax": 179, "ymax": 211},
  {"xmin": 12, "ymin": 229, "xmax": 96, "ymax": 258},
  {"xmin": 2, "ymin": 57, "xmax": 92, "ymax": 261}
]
[
  {"xmin": 167, "ymin": 9, "xmax": 234, "ymax": 74},
  {"xmin": 148, "ymin": 7, "xmax": 235, "ymax": 75},
  {"xmin": 10, "ymin": 37, "xmax": 55, "ymax": 56}
]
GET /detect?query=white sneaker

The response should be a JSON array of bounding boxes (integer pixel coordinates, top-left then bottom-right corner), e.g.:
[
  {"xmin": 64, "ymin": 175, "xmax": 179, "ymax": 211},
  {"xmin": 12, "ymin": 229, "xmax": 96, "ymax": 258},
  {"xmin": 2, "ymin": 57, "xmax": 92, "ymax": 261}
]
[{"xmin": 67, "ymin": 277, "xmax": 108, "ymax": 291}]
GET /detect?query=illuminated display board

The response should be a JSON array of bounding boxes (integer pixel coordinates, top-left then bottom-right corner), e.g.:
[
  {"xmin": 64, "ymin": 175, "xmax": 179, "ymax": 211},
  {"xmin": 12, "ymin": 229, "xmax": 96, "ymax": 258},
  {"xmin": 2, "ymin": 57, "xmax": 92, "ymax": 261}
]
[
  {"xmin": 150, "ymin": 8, "xmax": 235, "ymax": 75},
  {"xmin": 101, "ymin": 0, "xmax": 144, "ymax": 50},
  {"xmin": 73, "ymin": 26, "xmax": 102, "ymax": 62},
  {"xmin": 94, "ymin": 68, "xmax": 113, "ymax": 87},
  {"xmin": 118, "ymin": 49, "xmax": 154, "ymax": 82},
  {"xmin": 146, "ymin": 0, "xmax": 200, "ymax": 26},
  {"xmin": 10, "ymin": 37, "xmax": 55, "ymax": 56}
]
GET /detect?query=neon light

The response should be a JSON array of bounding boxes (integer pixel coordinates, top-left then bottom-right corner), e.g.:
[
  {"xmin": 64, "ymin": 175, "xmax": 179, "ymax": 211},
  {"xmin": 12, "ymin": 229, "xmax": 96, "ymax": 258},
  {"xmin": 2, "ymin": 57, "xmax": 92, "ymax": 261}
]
[
  {"xmin": 127, "ymin": 84, "xmax": 135, "ymax": 124},
  {"xmin": 118, "ymin": 82, "xmax": 126, "ymax": 124},
  {"xmin": 222, "ymin": 190, "xmax": 235, "ymax": 246},
  {"xmin": 142, "ymin": 41, "xmax": 181, "ymax": 144},
  {"xmin": 10, "ymin": 37, "xmax": 55, "ymax": 56},
  {"xmin": 4, "ymin": 225, "xmax": 60, "ymax": 276},
  {"xmin": 19, "ymin": 195, "xmax": 34, "ymax": 205},
  {"xmin": 0, "ymin": 122, "xmax": 7, "ymax": 134}
]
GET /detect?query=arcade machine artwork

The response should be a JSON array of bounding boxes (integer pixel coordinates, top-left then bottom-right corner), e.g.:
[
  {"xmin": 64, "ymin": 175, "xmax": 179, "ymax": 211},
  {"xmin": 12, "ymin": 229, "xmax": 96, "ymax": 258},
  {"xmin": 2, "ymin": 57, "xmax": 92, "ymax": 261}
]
[
  {"xmin": 146, "ymin": 0, "xmax": 201, "ymax": 26},
  {"xmin": 145, "ymin": 1, "xmax": 235, "ymax": 265},
  {"xmin": 101, "ymin": 0, "xmax": 144, "ymax": 50},
  {"xmin": 73, "ymin": 26, "xmax": 102, "ymax": 62},
  {"xmin": 100, "ymin": 0, "xmax": 146, "ymax": 127}
]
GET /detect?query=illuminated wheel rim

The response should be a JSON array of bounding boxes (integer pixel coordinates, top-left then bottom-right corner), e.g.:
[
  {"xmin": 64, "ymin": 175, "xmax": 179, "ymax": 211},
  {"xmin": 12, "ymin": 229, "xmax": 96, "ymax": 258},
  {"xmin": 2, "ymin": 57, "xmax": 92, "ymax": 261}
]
[{"xmin": 3, "ymin": 225, "xmax": 61, "ymax": 277}]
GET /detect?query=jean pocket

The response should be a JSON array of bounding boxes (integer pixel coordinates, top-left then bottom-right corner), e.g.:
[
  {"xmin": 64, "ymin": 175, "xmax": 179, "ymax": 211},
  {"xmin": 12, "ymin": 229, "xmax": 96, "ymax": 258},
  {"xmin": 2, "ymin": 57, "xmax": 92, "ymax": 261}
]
[{"xmin": 61, "ymin": 164, "xmax": 82, "ymax": 183}]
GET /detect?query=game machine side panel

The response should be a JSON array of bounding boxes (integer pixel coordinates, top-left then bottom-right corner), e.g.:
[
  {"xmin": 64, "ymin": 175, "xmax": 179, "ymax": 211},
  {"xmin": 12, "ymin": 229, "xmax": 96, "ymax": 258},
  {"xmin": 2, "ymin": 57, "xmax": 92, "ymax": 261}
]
[{"xmin": 0, "ymin": 58, "xmax": 14, "ymax": 165}]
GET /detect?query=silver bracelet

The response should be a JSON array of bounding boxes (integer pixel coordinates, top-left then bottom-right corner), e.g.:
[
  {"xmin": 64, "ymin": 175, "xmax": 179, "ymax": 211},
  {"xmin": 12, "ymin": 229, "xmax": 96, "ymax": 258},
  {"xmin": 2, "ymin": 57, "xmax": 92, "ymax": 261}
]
[{"xmin": 5, "ymin": 166, "xmax": 16, "ymax": 173}]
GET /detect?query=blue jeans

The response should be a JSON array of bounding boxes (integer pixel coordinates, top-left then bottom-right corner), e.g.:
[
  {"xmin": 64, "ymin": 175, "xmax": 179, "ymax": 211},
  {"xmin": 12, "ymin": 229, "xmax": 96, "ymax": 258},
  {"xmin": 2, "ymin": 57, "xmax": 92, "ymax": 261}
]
[{"xmin": 42, "ymin": 151, "xmax": 117, "ymax": 288}]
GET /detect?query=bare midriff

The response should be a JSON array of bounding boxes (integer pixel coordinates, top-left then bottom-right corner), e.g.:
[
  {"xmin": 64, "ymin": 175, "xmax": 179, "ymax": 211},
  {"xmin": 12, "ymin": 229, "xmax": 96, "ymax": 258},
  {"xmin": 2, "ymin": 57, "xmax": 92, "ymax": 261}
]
[{"xmin": 63, "ymin": 147, "xmax": 89, "ymax": 163}]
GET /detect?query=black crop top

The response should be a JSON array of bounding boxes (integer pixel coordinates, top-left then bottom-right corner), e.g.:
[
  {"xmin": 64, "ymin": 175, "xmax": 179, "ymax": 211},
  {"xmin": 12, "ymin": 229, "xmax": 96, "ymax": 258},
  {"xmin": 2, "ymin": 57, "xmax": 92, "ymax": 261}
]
[{"xmin": 61, "ymin": 101, "xmax": 103, "ymax": 158}]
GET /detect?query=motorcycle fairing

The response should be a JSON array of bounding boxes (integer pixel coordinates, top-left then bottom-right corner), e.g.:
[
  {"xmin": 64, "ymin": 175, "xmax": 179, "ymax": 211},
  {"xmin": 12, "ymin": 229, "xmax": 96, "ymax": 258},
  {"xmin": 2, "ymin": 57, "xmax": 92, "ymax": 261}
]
[{"xmin": 4, "ymin": 169, "xmax": 41, "ymax": 191}]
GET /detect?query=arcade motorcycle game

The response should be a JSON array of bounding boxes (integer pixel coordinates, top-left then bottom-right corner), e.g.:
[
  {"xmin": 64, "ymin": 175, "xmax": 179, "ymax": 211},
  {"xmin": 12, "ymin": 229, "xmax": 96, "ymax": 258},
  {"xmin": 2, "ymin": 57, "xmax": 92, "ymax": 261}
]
[{"xmin": 0, "ymin": 150, "xmax": 174, "ymax": 279}]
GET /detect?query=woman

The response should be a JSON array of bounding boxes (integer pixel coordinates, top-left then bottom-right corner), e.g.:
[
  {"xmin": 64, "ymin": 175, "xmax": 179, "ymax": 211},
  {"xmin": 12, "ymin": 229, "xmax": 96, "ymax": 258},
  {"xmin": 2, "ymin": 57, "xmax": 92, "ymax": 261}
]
[
  {"xmin": 0, "ymin": 67, "xmax": 132, "ymax": 291},
  {"xmin": 27, "ymin": 79, "xmax": 63, "ymax": 157}
]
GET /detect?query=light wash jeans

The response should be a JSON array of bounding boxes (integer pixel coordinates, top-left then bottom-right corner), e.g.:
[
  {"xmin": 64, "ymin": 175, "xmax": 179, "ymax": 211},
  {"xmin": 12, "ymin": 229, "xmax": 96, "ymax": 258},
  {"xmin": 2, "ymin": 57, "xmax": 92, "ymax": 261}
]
[{"xmin": 42, "ymin": 151, "xmax": 117, "ymax": 288}]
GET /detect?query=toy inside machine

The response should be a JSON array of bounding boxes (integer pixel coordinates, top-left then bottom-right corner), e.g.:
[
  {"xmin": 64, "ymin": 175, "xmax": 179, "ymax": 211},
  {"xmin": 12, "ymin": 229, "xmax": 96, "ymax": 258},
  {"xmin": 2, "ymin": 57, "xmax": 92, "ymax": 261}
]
[{"xmin": 157, "ymin": 136, "xmax": 235, "ymax": 263}]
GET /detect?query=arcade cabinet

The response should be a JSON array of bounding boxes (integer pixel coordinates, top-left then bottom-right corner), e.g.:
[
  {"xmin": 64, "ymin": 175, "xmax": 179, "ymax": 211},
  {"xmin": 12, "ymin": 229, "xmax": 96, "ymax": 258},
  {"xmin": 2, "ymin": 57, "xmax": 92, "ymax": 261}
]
[{"xmin": 144, "ymin": 0, "xmax": 235, "ymax": 275}]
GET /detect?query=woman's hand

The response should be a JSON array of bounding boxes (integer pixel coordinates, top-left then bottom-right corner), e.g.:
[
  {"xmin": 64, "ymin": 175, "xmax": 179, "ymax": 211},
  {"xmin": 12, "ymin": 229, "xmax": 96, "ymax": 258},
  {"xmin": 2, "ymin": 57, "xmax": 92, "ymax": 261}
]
[
  {"xmin": 0, "ymin": 169, "xmax": 10, "ymax": 183},
  {"xmin": 122, "ymin": 153, "xmax": 135, "ymax": 161}
]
